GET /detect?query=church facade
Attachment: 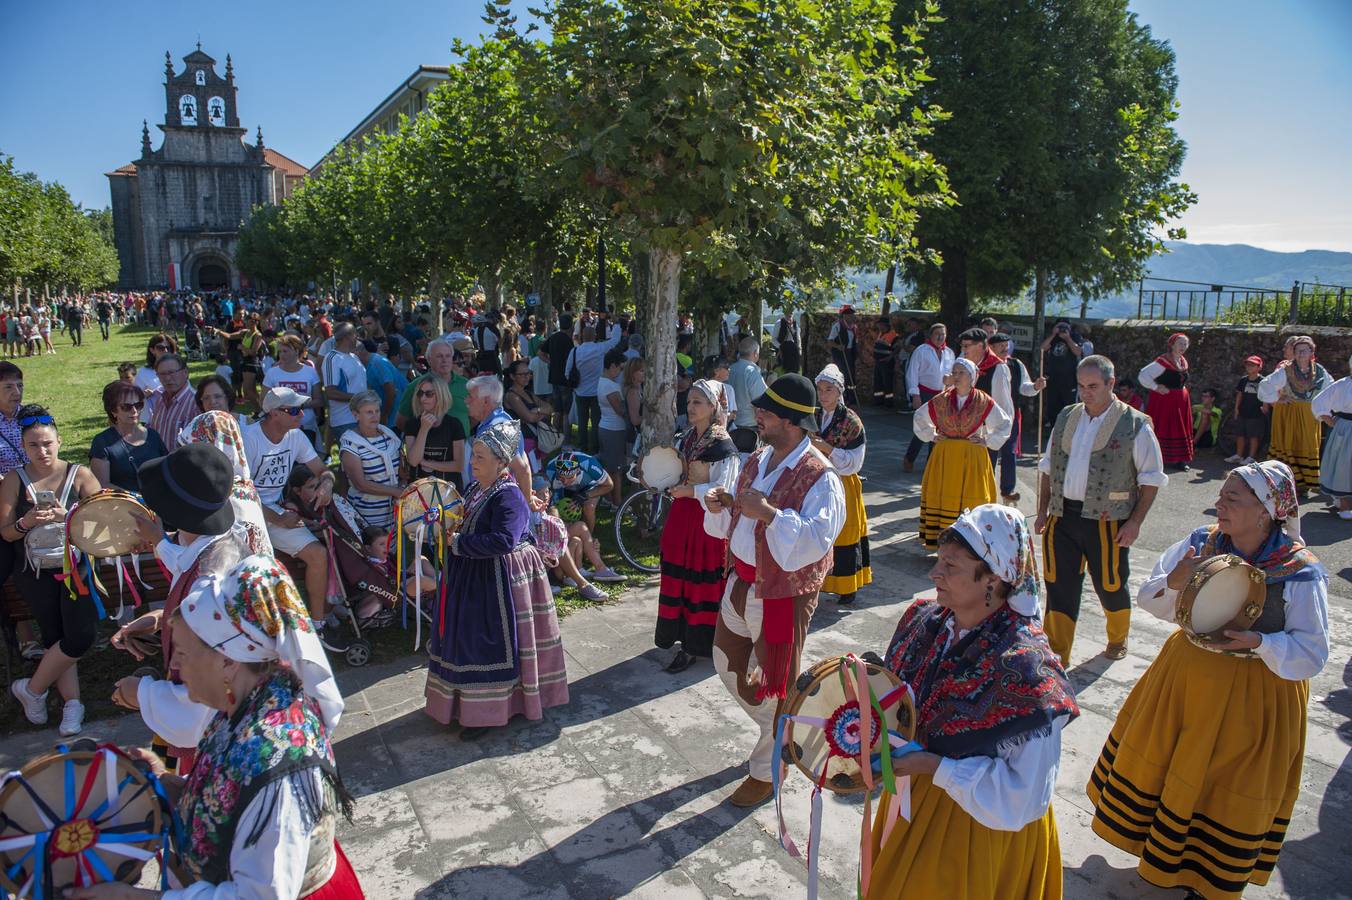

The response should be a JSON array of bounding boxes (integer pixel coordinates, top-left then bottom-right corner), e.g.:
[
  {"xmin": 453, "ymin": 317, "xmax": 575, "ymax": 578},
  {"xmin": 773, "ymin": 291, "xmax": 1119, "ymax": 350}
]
[{"xmin": 107, "ymin": 46, "xmax": 307, "ymax": 291}]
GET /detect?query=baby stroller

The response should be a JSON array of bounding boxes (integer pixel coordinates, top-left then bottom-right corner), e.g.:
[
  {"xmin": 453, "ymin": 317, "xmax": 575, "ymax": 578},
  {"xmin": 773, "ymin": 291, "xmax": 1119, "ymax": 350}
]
[{"xmin": 183, "ymin": 318, "xmax": 208, "ymax": 361}]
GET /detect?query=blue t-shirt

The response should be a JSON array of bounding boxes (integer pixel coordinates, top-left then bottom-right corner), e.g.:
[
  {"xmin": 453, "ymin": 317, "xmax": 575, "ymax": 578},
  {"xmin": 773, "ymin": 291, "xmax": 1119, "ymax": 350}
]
[
  {"xmin": 542, "ymin": 452, "xmax": 607, "ymax": 503},
  {"xmin": 364, "ymin": 353, "xmax": 408, "ymax": 428}
]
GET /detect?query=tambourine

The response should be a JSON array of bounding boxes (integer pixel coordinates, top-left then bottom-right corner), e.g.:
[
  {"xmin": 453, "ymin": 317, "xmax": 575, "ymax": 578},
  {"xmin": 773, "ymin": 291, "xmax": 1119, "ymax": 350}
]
[
  {"xmin": 1175, "ymin": 553, "xmax": 1267, "ymax": 655},
  {"xmin": 779, "ymin": 655, "xmax": 917, "ymax": 794},
  {"xmin": 397, "ymin": 478, "xmax": 463, "ymax": 532},
  {"xmin": 639, "ymin": 447, "xmax": 682, "ymax": 491},
  {"xmin": 66, "ymin": 490, "xmax": 153, "ymax": 559},
  {"xmin": 0, "ymin": 742, "xmax": 181, "ymax": 898}
]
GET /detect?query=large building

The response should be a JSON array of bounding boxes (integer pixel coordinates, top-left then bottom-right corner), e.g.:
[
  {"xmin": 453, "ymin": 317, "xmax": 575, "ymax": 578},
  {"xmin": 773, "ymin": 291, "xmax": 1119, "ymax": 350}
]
[
  {"xmin": 311, "ymin": 65, "xmax": 449, "ymax": 175},
  {"xmin": 107, "ymin": 45, "xmax": 308, "ymax": 291}
]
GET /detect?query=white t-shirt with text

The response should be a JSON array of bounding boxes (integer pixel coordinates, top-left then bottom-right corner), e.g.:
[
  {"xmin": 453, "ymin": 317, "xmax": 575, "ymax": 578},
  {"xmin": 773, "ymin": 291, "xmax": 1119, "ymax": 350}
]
[{"xmin": 242, "ymin": 422, "xmax": 319, "ymax": 510}]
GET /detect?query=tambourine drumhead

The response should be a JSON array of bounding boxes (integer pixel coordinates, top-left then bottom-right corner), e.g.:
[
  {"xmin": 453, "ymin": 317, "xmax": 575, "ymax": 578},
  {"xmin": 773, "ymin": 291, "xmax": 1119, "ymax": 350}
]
[
  {"xmin": 0, "ymin": 747, "xmax": 169, "ymax": 895},
  {"xmin": 1175, "ymin": 553, "xmax": 1266, "ymax": 644},
  {"xmin": 397, "ymin": 478, "xmax": 463, "ymax": 530},
  {"xmin": 686, "ymin": 460, "xmax": 711, "ymax": 487},
  {"xmin": 67, "ymin": 491, "xmax": 152, "ymax": 558},
  {"xmin": 782, "ymin": 656, "xmax": 916, "ymax": 794},
  {"xmin": 640, "ymin": 447, "xmax": 682, "ymax": 490}
]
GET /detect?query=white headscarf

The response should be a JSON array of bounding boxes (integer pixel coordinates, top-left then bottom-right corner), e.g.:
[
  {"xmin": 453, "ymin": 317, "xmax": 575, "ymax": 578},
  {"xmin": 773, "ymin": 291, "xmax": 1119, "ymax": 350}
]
[
  {"xmin": 1234, "ymin": 460, "xmax": 1302, "ymax": 541},
  {"xmin": 951, "ymin": 357, "xmax": 978, "ymax": 383},
  {"xmin": 814, "ymin": 364, "xmax": 846, "ymax": 392},
  {"xmin": 950, "ymin": 503, "xmax": 1040, "ymax": 617},
  {"xmin": 690, "ymin": 378, "xmax": 729, "ymax": 423},
  {"xmin": 181, "ymin": 554, "xmax": 343, "ymax": 731}
]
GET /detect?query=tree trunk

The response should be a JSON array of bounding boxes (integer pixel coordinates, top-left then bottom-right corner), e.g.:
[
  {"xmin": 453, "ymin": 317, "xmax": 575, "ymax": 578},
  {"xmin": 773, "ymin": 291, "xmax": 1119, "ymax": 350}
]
[
  {"xmin": 882, "ymin": 264, "xmax": 896, "ymax": 315},
  {"xmin": 482, "ymin": 268, "xmax": 503, "ymax": 310},
  {"xmin": 937, "ymin": 246, "xmax": 968, "ymax": 332},
  {"xmin": 630, "ymin": 249, "xmax": 649, "ymax": 338},
  {"xmin": 641, "ymin": 247, "xmax": 681, "ymax": 453},
  {"xmin": 532, "ymin": 243, "xmax": 556, "ymax": 319},
  {"xmin": 595, "ymin": 232, "xmax": 607, "ymax": 313},
  {"xmin": 428, "ymin": 264, "xmax": 444, "ymax": 336},
  {"xmin": 1033, "ymin": 267, "xmax": 1048, "ymax": 376},
  {"xmin": 748, "ymin": 294, "xmax": 764, "ymax": 351}
]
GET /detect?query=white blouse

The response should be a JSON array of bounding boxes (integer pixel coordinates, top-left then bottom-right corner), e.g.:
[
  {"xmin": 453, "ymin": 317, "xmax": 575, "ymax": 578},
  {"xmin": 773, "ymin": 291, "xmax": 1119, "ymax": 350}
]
[
  {"xmin": 1257, "ymin": 364, "xmax": 1330, "ymax": 403},
  {"xmin": 701, "ymin": 437, "xmax": 845, "ymax": 573},
  {"xmin": 1136, "ymin": 535, "xmax": 1330, "ymax": 681},
  {"xmin": 1136, "ymin": 359, "xmax": 1180, "ymax": 393},
  {"xmin": 923, "ymin": 620, "xmax": 1063, "ymax": 831},
  {"xmin": 817, "ymin": 407, "xmax": 866, "ymax": 476},
  {"xmin": 912, "ymin": 393, "xmax": 1012, "ymax": 450},
  {"xmin": 1312, "ymin": 376, "xmax": 1352, "ymax": 418}
]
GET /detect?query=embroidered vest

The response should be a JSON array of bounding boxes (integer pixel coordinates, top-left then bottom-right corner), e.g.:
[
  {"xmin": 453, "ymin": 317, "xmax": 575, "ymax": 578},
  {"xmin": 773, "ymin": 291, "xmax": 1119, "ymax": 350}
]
[
  {"xmin": 1047, "ymin": 399, "xmax": 1150, "ymax": 521},
  {"xmin": 728, "ymin": 447, "xmax": 833, "ymax": 598}
]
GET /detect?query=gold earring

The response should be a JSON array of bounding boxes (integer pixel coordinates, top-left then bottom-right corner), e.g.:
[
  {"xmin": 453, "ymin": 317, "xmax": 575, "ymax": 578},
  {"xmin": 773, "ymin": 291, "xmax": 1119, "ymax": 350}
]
[{"xmin": 224, "ymin": 680, "xmax": 236, "ymax": 706}]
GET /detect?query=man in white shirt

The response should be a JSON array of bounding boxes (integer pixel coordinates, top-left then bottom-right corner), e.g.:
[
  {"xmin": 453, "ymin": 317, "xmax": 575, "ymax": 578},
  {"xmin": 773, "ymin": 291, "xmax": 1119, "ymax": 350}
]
[
  {"xmin": 702, "ymin": 373, "xmax": 845, "ymax": 808},
  {"xmin": 904, "ymin": 323, "xmax": 954, "ymax": 472},
  {"xmin": 243, "ymin": 388, "xmax": 337, "ymax": 634},
  {"xmin": 565, "ymin": 324, "xmax": 623, "ymax": 454},
  {"xmin": 988, "ymin": 333, "xmax": 1044, "ymax": 502},
  {"xmin": 322, "ymin": 323, "xmax": 367, "ymax": 443},
  {"xmin": 1034, "ymin": 355, "xmax": 1167, "ymax": 666}
]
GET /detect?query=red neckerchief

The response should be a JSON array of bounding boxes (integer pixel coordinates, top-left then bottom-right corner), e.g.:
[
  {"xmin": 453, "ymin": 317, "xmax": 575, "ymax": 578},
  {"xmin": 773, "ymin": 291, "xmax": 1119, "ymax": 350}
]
[
  {"xmin": 976, "ymin": 347, "xmax": 1003, "ymax": 373},
  {"xmin": 927, "ymin": 338, "xmax": 947, "ymax": 354}
]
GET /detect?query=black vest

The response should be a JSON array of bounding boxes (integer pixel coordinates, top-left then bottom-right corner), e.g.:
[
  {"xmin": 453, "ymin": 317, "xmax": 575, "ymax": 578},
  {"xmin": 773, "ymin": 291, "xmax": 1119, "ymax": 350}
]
[{"xmin": 1252, "ymin": 581, "xmax": 1287, "ymax": 635}]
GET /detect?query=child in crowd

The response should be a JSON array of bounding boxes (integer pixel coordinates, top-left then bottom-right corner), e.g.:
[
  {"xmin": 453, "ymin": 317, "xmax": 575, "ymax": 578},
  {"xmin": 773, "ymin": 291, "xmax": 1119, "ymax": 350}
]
[
  {"xmin": 1192, "ymin": 388, "xmax": 1222, "ymax": 450},
  {"xmin": 360, "ymin": 524, "xmax": 436, "ymax": 628},
  {"xmin": 117, "ymin": 361, "xmax": 137, "ymax": 383},
  {"xmin": 1228, "ymin": 355, "xmax": 1267, "ymax": 465},
  {"xmin": 213, "ymin": 352, "xmax": 233, "ymax": 384},
  {"xmin": 530, "ymin": 480, "xmax": 615, "ymax": 600},
  {"xmin": 1113, "ymin": 377, "xmax": 1143, "ymax": 410}
]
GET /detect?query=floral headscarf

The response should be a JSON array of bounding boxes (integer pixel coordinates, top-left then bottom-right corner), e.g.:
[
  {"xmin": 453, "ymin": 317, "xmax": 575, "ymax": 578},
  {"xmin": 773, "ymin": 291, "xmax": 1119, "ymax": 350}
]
[
  {"xmin": 181, "ymin": 554, "xmax": 342, "ymax": 730},
  {"xmin": 1234, "ymin": 459, "xmax": 1301, "ymax": 541},
  {"xmin": 179, "ymin": 410, "xmax": 250, "ymax": 482},
  {"xmin": 950, "ymin": 503, "xmax": 1040, "ymax": 616}
]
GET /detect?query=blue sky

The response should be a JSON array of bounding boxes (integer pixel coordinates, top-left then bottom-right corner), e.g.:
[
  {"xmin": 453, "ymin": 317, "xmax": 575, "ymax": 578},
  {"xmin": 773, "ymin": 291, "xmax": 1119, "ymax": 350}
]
[{"xmin": 2, "ymin": 0, "xmax": 1349, "ymax": 252}]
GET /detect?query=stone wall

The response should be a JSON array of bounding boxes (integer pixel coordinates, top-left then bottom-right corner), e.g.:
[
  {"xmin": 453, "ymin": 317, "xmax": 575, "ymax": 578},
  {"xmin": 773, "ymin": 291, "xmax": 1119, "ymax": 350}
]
[{"xmin": 804, "ymin": 311, "xmax": 1352, "ymax": 406}]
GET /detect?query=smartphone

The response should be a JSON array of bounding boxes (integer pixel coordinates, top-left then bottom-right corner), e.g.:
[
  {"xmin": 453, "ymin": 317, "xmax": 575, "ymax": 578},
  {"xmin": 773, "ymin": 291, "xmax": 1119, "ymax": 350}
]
[{"xmin": 34, "ymin": 490, "xmax": 57, "ymax": 509}]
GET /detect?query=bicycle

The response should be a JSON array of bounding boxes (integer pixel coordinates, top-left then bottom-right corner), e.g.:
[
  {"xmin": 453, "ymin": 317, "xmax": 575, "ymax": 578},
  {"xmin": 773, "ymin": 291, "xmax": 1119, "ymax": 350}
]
[{"xmin": 613, "ymin": 483, "xmax": 669, "ymax": 573}]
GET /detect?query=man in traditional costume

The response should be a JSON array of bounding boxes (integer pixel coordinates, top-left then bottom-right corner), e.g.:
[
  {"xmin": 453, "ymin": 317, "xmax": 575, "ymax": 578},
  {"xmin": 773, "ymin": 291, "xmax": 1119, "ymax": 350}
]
[
  {"xmin": 702, "ymin": 373, "xmax": 845, "ymax": 807},
  {"xmin": 912, "ymin": 358, "xmax": 1011, "ymax": 548},
  {"xmin": 1087, "ymin": 461, "xmax": 1328, "ymax": 898},
  {"xmin": 989, "ymin": 333, "xmax": 1045, "ymax": 504},
  {"xmin": 1034, "ymin": 355, "xmax": 1166, "ymax": 665},
  {"xmin": 864, "ymin": 504, "xmax": 1078, "ymax": 900},
  {"xmin": 903, "ymin": 323, "xmax": 954, "ymax": 473},
  {"xmin": 812, "ymin": 364, "xmax": 871, "ymax": 603}
]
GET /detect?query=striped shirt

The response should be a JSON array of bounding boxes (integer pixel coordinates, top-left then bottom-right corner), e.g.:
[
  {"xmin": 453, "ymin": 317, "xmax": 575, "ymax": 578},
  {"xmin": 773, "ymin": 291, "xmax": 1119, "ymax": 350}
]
[
  {"xmin": 147, "ymin": 386, "xmax": 198, "ymax": 450},
  {"xmin": 339, "ymin": 425, "xmax": 401, "ymax": 528},
  {"xmin": 0, "ymin": 410, "xmax": 27, "ymax": 475}
]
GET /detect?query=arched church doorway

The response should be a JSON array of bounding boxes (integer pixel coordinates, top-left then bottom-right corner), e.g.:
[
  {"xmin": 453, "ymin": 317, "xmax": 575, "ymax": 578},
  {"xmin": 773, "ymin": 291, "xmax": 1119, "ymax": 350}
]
[{"xmin": 193, "ymin": 258, "xmax": 230, "ymax": 291}]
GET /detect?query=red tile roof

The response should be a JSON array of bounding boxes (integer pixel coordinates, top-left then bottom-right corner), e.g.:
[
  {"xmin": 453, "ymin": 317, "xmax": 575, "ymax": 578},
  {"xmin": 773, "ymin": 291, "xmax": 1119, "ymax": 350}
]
[
  {"xmin": 107, "ymin": 162, "xmax": 138, "ymax": 177},
  {"xmin": 263, "ymin": 148, "xmax": 308, "ymax": 177}
]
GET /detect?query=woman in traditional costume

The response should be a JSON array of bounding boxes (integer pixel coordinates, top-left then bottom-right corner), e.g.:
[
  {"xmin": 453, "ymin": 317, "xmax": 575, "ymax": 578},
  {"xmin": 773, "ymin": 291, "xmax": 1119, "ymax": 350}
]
[
  {"xmin": 1313, "ymin": 352, "xmax": 1352, "ymax": 520},
  {"xmin": 73, "ymin": 555, "xmax": 364, "ymax": 899},
  {"xmin": 424, "ymin": 420, "xmax": 568, "ymax": 739},
  {"xmin": 811, "ymin": 364, "xmax": 871, "ymax": 603},
  {"xmin": 1087, "ymin": 460, "xmax": 1328, "ymax": 899},
  {"xmin": 655, "ymin": 379, "xmax": 739, "ymax": 673},
  {"xmin": 912, "ymin": 358, "xmax": 1011, "ymax": 549},
  {"xmin": 1138, "ymin": 332, "xmax": 1194, "ymax": 470},
  {"xmin": 1260, "ymin": 335, "xmax": 1332, "ymax": 491},
  {"xmin": 864, "ymin": 504, "xmax": 1078, "ymax": 899}
]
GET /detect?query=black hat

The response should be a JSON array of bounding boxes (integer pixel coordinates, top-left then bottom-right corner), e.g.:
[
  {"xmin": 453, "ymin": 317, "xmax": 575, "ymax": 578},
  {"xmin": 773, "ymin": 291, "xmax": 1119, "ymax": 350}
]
[
  {"xmin": 752, "ymin": 373, "xmax": 819, "ymax": 432},
  {"xmin": 137, "ymin": 444, "xmax": 236, "ymax": 536}
]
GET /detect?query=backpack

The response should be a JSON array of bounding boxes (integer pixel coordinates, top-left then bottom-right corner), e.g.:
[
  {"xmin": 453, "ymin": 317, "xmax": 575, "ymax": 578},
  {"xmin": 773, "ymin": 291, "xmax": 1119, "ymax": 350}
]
[{"xmin": 18, "ymin": 464, "xmax": 80, "ymax": 571}]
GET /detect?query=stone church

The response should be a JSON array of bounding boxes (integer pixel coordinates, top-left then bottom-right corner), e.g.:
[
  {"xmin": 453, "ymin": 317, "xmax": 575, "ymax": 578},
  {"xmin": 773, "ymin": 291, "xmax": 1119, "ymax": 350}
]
[{"xmin": 107, "ymin": 45, "xmax": 308, "ymax": 291}]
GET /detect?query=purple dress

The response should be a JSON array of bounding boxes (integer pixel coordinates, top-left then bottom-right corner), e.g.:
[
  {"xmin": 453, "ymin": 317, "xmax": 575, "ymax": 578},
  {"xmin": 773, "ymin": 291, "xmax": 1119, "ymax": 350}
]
[{"xmin": 424, "ymin": 473, "xmax": 569, "ymax": 727}]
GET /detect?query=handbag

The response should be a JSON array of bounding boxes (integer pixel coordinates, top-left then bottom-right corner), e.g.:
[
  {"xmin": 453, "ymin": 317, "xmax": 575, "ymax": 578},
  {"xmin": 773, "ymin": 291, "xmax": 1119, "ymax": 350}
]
[{"xmin": 533, "ymin": 419, "xmax": 564, "ymax": 455}]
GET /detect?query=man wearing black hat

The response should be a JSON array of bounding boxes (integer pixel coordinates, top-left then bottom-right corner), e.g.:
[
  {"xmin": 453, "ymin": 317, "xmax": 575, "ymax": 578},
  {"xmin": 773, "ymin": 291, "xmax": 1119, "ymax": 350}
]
[
  {"xmin": 702, "ymin": 373, "xmax": 846, "ymax": 807},
  {"xmin": 110, "ymin": 443, "xmax": 252, "ymax": 769}
]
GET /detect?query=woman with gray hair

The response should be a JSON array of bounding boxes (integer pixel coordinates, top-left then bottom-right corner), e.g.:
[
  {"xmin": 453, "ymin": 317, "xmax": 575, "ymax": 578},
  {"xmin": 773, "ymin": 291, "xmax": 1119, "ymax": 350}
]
[
  {"xmin": 425, "ymin": 419, "xmax": 569, "ymax": 739},
  {"xmin": 339, "ymin": 389, "xmax": 404, "ymax": 528}
]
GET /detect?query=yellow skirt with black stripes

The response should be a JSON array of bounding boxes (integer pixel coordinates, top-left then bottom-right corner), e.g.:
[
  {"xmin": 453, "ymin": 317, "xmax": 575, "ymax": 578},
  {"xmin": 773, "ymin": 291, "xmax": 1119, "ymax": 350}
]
[
  {"xmin": 919, "ymin": 439, "xmax": 997, "ymax": 548},
  {"xmin": 1269, "ymin": 400, "xmax": 1321, "ymax": 490},
  {"xmin": 864, "ymin": 774, "xmax": 1063, "ymax": 900},
  {"xmin": 1087, "ymin": 631, "xmax": 1307, "ymax": 898},
  {"xmin": 822, "ymin": 472, "xmax": 872, "ymax": 594}
]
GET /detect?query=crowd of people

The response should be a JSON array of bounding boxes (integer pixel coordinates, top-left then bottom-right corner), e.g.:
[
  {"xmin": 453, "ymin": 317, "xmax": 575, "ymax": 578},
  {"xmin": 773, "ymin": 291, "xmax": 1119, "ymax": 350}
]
[{"xmin": 0, "ymin": 285, "xmax": 1345, "ymax": 900}]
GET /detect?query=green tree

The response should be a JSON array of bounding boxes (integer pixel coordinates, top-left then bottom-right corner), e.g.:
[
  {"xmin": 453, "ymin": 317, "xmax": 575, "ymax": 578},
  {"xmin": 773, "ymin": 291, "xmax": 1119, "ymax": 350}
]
[
  {"xmin": 536, "ymin": 0, "xmax": 949, "ymax": 448},
  {"xmin": 892, "ymin": 0, "xmax": 1194, "ymax": 336},
  {"xmin": 235, "ymin": 203, "xmax": 292, "ymax": 288}
]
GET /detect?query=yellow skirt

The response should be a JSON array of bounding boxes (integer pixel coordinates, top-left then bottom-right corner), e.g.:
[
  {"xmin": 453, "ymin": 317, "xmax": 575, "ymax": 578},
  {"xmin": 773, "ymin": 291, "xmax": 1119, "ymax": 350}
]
[
  {"xmin": 822, "ymin": 472, "xmax": 872, "ymax": 594},
  {"xmin": 864, "ymin": 775, "xmax": 1063, "ymax": 900},
  {"xmin": 919, "ymin": 439, "xmax": 997, "ymax": 548},
  {"xmin": 1269, "ymin": 400, "xmax": 1321, "ymax": 489},
  {"xmin": 1087, "ymin": 632, "xmax": 1307, "ymax": 898}
]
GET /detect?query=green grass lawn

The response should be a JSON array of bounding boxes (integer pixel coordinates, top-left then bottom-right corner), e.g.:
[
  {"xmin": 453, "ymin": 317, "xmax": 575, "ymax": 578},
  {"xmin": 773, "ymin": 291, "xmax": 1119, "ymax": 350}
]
[{"xmin": 0, "ymin": 324, "xmax": 653, "ymax": 734}]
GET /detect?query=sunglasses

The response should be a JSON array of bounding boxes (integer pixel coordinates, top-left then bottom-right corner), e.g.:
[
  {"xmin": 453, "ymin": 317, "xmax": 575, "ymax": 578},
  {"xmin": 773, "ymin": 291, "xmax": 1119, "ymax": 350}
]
[
  {"xmin": 277, "ymin": 406, "xmax": 303, "ymax": 417},
  {"xmin": 416, "ymin": 389, "xmax": 436, "ymax": 398},
  {"xmin": 117, "ymin": 401, "xmax": 145, "ymax": 412},
  {"xmin": 18, "ymin": 414, "xmax": 54, "ymax": 428}
]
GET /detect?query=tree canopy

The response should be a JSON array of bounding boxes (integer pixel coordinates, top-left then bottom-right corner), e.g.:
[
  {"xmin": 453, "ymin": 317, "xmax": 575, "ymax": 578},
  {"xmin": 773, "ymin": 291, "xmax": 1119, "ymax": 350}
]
[{"xmin": 0, "ymin": 153, "xmax": 119, "ymax": 293}]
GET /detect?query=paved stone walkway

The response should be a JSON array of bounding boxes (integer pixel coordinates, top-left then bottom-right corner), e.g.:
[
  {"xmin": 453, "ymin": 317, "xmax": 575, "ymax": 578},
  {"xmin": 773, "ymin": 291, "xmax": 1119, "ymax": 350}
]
[{"xmin": 1, "ymin": 408, "xmax": 1347, "ymax": 898}]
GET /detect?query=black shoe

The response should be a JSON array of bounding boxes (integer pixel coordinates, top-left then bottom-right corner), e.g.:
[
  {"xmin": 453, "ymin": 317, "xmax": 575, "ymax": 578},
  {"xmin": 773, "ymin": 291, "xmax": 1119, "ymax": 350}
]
[
  {"xmin": 836, "ymin": 593, "xmax": 857, "ymax": 605},
  {"xmin": 666, "ymin": 650, "xmax": 696, "ymax": 673},
  {"xmin": 1173, "ymin": 461, "xmax": 1190, "ymax": 471},
  {"xmin": 319, "ymin": 623, "xmax": 350, "ymax": 654},
  {"xmin": 458, "ymin": 725, "xmax": 491, "ymax": 741}
]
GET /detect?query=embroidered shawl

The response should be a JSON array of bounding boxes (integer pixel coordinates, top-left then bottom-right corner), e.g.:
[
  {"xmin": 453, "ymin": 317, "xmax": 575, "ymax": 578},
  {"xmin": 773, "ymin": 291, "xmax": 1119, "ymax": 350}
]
[
  {"xmin": 1187, "ymin": 524, "xmax": 1322, "ymax": 585},
  {"xmin": 818, "ymin": 404, "xmax": 865, "ymax": 450},
  {"xmin": 1283, "ymin": 362, "xmax": 1330, "ymax": 401},
  {"xmin": 180, "ymin": 670, "xmax": 349, "ymax": 884},
  {"xmin": 884, "ymin": 601, "xmax": 1079, "ymax": 759},
  {"xmin": 927, "ymin": 388, "xmax": 995, "ymax": 439},
  {"xmin": 679, "ymin": 422, "xmax": 737, "ymax": 464}
]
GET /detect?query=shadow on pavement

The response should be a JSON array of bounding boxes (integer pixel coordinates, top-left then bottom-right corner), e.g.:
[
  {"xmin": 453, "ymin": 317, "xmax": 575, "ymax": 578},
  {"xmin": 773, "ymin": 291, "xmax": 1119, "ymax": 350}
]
[{"xmin": 414, "ymin": 766, "xmax": 752, "ymax": 900}]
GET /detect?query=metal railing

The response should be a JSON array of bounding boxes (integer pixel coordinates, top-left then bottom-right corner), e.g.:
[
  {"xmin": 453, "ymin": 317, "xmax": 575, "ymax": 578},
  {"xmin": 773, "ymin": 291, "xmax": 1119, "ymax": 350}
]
[{"xmin": 1134, "ymin": 277, "xmax": 1351, "ymax": 326}]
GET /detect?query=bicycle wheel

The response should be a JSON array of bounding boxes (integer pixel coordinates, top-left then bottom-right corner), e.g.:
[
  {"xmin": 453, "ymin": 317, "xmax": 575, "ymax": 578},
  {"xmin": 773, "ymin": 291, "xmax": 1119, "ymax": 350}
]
[{"xmin": 614, "ymin": 489, "xmax": 669, "ymax": 573}]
